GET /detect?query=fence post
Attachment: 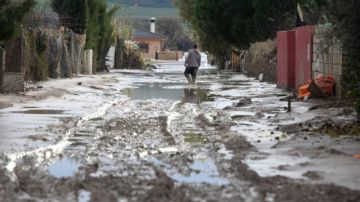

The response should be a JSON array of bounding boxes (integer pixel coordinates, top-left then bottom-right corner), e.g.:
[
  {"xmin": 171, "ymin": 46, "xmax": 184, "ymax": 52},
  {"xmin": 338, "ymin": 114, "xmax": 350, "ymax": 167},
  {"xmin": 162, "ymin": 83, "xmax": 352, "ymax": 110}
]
[
  {"xmin": 83, "ymin": 49, "xmax": 93, "ymax": 75},
  {"xmin": 115, "ymin": 47, "xmax": 124, "ymax": 69},
  {"xmin": 71, "ymin": 31, "xmax": 77, "ymax": 75}
]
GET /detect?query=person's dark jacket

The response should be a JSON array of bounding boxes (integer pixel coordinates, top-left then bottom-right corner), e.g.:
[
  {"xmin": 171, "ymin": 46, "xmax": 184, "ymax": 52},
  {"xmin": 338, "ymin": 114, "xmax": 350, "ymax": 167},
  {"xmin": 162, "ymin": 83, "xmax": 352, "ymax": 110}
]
[{"xmin": 185, "ymin": 50, "xmax": 201, "ymax": 68}]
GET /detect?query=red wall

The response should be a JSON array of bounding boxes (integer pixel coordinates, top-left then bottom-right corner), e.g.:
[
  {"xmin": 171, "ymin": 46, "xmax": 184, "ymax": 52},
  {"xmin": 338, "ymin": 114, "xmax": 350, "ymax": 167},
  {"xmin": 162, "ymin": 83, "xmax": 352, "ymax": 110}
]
[
  {"xmin": 276, "ymin": 26, "xmax": 314, "ymax": 90},
  {"xmin": 295, "ymin": 26, "xmax": 314, "ymax": 88},
  {"xmin": 277, "ymin": 31, "xmax": 295, "ymax": 90}
]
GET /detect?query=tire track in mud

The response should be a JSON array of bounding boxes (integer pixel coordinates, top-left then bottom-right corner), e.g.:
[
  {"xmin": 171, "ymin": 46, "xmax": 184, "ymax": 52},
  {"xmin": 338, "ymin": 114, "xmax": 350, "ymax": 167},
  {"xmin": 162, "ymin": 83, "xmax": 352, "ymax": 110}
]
[
  {"xmin": 39, "ymin": 96, "xmax": 258, "ymax": 202},
  {"xmin": 118, "ymin": 98, "xmax": 262, "ymax": 202}
]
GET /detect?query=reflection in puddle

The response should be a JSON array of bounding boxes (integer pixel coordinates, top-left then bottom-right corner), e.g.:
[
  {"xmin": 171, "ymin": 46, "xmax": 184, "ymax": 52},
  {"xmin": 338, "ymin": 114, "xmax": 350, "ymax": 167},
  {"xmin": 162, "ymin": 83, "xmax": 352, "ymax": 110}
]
[
  {"xmin": 172, "ymin": 158, "xmax": 229, "ymax": 185},
  {"xmin": 123, "ymin": 83, "xmax": 183, "ymax": 100},
  {"xmin": 48, "ymin": 157, "xmax": 81, "ymax": 178},
  {"xmin": 89, "ymin": 117, "xmax": 104, "ymax": 121},
  {"xmin": 183, "ymin": 133, "xmax": 205, "ymax": 143},
  {"xmin": 123, "ymin": 82, "xmax": 210, "ymax": 103},
  {"xmin": 182, "ymin": 88, "xmax": 210, "ymax": 104},
  {"xmin": 78, "ymin": 190, "xmax": 91, "ymax": 202},
  {"xmin": 149, "ymin": 157, "xmax": 228, "ymax": 185},
  {"xmin": 13, "ymin": 109, "xmax": 65, "ymax": 115}
]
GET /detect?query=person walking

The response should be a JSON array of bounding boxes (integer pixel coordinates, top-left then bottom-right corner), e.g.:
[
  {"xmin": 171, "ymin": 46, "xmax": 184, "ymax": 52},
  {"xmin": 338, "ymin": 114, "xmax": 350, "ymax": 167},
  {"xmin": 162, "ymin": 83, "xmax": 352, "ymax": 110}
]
[{"xmin": 184, "ymin": 44, "xmax": 201, "ymax": 84}]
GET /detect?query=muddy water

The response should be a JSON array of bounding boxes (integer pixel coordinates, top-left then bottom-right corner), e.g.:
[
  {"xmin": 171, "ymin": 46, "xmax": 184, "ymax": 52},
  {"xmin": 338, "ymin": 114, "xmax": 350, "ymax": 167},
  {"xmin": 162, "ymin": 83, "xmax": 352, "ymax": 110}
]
[
  {"xmin": 12, "ymin": 109, "xmax": 66, "ymax": 114},
  {"xmin": 123, "ymin": 82, "xmax": 211, "ymax": 104},
  {"xmin": 147, "ymin": 155, "xmax": 229, "ymax": 185},
  {"xmin": 48, "ymin": 157, "xmax": 81, "ymax": 178}
]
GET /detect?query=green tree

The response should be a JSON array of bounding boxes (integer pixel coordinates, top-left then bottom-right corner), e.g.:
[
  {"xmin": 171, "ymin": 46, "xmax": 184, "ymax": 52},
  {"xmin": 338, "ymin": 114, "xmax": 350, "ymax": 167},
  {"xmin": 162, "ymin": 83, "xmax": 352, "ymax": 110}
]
[
  {"xmin": 0, "ymin": 0, "xmax": 36, "ymax": 45},
  {"xmin": 252, "ymin": 0, "xmax": 297, "ymax": 40},
  {"xmin": 84, "ymin": 0, "xmax": 119, "ymax": 71},
  {"xmin": 195, "ymin": 0, "xmax": 255, "ymax": 49},
  {"xmin": 51, "ymin": 0, "xmax": 88, "ymax": 34},
  {"xmin": 97, "ymin": 5, "xmax": 119, "ymax": 70}
]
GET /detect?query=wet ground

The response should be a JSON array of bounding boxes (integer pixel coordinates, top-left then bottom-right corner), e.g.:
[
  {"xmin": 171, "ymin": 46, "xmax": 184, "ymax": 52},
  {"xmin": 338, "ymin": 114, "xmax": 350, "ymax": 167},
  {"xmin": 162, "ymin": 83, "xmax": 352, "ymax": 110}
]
[{"xmin": 0, "ymin": 61, "xmax": 360, "ymax": 201}]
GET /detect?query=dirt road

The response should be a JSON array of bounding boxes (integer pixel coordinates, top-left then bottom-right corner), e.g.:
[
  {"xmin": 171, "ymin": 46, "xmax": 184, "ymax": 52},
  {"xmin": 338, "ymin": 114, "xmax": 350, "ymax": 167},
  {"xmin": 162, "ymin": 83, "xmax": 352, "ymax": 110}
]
[{"xmin": 0, "ymin": 61, "xmax": 359, "ymax": 201}]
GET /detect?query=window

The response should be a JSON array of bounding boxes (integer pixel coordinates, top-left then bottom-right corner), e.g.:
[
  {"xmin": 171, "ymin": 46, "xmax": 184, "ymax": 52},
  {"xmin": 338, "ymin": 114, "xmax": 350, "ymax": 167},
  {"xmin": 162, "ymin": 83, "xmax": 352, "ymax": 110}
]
[{"xmin": 139, "ymin": 42, "xmax": 149, "ymax": 53}]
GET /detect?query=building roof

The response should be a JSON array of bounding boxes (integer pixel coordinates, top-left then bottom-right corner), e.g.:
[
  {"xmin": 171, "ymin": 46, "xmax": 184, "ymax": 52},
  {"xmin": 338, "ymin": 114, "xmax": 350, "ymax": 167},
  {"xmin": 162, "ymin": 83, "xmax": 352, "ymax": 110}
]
[{"xmin": 133, "ymin": 30, "xmax": 167, "ymax": 41}]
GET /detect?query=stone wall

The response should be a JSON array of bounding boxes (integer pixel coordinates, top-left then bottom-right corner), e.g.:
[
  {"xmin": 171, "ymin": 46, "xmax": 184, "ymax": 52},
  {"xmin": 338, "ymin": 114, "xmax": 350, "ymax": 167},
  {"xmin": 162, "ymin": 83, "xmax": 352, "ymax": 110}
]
[
  {"xmin": 2, "ymin": 72, "xmax": 24, "ymax": 93},
  {"xmin": 312, "ymin": 24, "xmax": 343, "ymax": 97},
  {"xmin": 1, "ymin": 34, "xmax": 25, "ymax": 93},
  {"xmin": 5, "ymin": 34, "xmax": 23, "ymax": 73},
  {"xmin": 157, "ymin": 52, "xmax": 178, "ymax": 60}
]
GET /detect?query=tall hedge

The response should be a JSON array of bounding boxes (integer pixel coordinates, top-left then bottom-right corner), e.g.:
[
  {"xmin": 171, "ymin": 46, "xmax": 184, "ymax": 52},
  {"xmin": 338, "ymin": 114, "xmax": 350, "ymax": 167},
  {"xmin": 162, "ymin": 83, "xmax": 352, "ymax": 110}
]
[
  {"xmin": 51, "ymin": 0, "xmax": 118, "ymax": 72},
  {"xmin": 0, "ymin": 0, "xmax": 36, "ymax": 45}
]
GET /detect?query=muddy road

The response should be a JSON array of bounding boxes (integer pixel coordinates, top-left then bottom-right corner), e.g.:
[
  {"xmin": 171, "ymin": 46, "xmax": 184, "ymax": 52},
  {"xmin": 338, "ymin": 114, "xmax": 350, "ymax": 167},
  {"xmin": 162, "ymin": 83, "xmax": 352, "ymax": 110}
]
[{"xmin": 0, "ymin": 61, "xmax": 360, "ymax": 202}]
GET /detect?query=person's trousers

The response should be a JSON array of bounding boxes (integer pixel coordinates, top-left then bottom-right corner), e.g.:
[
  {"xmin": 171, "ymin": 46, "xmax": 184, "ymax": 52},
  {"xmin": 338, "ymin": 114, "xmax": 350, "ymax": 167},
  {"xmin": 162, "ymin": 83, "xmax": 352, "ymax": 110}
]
[{"xmin": 184, "ymin": 66, "xmax": 199, "ymax": 83}]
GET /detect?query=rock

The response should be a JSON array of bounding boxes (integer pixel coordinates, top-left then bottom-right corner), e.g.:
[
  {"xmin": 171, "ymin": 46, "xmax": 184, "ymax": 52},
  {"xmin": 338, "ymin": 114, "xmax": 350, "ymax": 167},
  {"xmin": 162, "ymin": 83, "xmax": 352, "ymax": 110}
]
[
  {"xmin": 255, "ymin": 112, "xmax": 265, "ymax": 118},
  {"xmin": 143, "ymin": 64, "xmax": 157, "ymax": 70},
  {"xmin": 235, "ymin": 98, "xmax": 252, "ymax": 107},
  {"xmin": 77, "ymin": 82, "xmax": 82, "ymax": 85},
  {"xmin": 303, "ymin": 171, "xmax": 322, "ymax": 180},
  {"xmin": 89, "ymin": 86, "xmax": 104, "ymax": 90},
  {"xmin": 138, "ymin": 151, "xmax": 148, "ymax": 158}
]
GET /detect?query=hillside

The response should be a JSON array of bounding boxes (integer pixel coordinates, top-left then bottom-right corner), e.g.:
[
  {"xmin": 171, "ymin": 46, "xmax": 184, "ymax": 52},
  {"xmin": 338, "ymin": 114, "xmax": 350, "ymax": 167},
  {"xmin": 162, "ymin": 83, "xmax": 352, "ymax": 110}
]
[
  {"xmin": 33, "ymin": 0, "xmax": 178, "ymax": 18},
  {"xmin": 108, "ymin": 0, "xmax": 178, "ymax": 18},
  {"xmin": 108, "ymin": 0, "xmax": 174, "ymax": 8}
]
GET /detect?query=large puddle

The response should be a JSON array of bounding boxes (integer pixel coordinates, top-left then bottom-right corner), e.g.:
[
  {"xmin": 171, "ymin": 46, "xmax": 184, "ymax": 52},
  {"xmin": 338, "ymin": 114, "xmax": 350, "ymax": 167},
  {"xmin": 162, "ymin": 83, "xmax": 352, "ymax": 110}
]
[
  {"xmin": 48, "ymin": 157, "xmax": 81, "ymax": 178},
  {"xmin": 148, "ymin": 156, "xmax": 228, "ymax": 185},
  {"xmin": 123, "ymin": 82, "xmax": 211, "ymax": 104},
  {"xmin": 171, "ymin": 158, "xmax": 229, "ymax": 185},
  {"xmin": 12, "ymin": 109, "xmax": 65, "ymax": 115}
]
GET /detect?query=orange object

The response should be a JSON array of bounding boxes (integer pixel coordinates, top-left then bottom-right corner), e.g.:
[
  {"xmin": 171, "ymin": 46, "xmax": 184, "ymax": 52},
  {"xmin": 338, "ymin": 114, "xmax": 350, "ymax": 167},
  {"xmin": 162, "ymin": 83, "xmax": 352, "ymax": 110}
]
[
  {"xmin": 313, "ymin": 74, "xmax": 335, "ymax": 96},
  {"xmin": 298, "ymin": 75, "xmax": 336, "ymax": 99},
  {"xmin": 298, "ymin": 83, "xmax": 311, "ymax": 99},
  {"xmin": 353, "ymin": 154, "xmax": 360, "ymax": 159}
]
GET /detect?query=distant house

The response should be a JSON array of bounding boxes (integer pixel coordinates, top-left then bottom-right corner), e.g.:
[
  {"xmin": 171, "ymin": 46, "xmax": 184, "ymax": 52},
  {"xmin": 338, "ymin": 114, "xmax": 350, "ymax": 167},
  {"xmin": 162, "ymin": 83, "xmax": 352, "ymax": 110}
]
[{"xmin": 132, "ymin": 18, "xmax": 167, "ymax": 59}]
